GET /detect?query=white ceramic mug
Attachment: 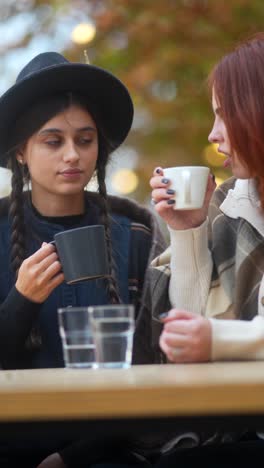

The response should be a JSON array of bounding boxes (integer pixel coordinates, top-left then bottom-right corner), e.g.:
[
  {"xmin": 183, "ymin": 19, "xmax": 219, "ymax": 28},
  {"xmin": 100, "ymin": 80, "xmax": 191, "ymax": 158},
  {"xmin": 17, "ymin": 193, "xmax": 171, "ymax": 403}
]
[{"xmin": 163, "ymin": 166, "xmax": 210, "ymax": 210}]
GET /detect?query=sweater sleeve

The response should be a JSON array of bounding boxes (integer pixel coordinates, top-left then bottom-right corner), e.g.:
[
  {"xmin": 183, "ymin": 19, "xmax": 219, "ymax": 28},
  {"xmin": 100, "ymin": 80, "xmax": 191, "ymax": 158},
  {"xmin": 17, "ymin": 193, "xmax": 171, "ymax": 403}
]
[
  {"xmin": 210, "ymin": 315, "xmax": 264, "ymax": 361},
  {"xmin": 0, "ymin": 286, "xmax": 40, "ymax": 367},
  {"xmin": 169, "ymin": 219, "xmax": 213, "ymax": 314}
]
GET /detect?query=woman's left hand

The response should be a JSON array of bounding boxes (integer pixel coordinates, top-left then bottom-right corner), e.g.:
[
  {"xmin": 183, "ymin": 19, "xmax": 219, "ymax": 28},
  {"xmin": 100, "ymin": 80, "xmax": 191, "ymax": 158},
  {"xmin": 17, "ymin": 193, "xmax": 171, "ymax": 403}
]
[
  {"xmin": 159, "ymin": 309, "xmax": 212, "ymax": 363},
  {"xmin": 36, "ymin": 452, "xmax": 66, "ymax": 468}
]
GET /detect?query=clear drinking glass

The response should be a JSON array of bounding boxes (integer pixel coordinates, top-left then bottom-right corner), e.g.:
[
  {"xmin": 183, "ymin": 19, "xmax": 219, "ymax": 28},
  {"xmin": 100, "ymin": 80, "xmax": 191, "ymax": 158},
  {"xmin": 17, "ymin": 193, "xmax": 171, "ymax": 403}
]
[
  {"xmin": 58, "ymin": 307, "xmax": 96, "ymax": 369},
  {"xmin": 89, "ymin": 304, "xmax": 135, "ymax": 369}
]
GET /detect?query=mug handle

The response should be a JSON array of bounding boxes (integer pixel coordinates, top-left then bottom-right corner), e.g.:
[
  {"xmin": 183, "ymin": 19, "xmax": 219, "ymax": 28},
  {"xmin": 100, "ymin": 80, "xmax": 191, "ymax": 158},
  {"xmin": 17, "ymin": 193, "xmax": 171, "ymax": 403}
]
[{"xmin": 182, "ymin": 170, "xmax": 191, "ymax": 205}]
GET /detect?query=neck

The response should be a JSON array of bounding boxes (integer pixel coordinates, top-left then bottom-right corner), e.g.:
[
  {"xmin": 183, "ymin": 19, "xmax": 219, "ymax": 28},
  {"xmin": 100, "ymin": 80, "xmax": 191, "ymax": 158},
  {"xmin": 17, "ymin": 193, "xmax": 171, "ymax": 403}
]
[{"xmin": 31, "ymin": 191, "xmax": 85, "ymax": 216}]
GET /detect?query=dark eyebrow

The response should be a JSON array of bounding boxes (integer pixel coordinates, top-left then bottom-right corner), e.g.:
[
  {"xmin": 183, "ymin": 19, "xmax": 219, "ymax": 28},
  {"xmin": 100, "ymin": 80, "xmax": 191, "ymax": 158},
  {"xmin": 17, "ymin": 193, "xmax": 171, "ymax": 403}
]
[{"xmin": 38, "ymin": 126, "xmax": 96, "ymax": 135}]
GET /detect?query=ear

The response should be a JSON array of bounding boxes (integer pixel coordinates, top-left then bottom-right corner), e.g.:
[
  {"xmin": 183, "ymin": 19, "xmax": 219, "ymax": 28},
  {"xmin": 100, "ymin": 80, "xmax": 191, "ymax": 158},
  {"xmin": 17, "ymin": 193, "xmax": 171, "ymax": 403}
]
[{"xmin": 16, "ymin": 150, "xmax": 25, "ymax": 165}]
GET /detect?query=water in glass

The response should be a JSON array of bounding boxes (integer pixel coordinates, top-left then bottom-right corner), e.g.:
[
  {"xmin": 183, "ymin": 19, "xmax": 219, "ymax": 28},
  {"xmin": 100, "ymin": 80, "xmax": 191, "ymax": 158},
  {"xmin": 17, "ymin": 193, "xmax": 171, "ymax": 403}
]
[
  {"xmin": 93, "ymin": 317, "xmax": 134, "ymax": 368},
  {"xmin": 60, "ymin": 329, "xmax": 96, "ymax": 369}
]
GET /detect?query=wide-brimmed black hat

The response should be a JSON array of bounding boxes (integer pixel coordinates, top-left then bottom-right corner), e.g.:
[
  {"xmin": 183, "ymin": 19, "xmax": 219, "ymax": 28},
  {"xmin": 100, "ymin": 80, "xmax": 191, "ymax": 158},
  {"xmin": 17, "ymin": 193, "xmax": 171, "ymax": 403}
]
[{"xmin": 0, "ymin": 51, "xmax": 134, "ymax": 167}]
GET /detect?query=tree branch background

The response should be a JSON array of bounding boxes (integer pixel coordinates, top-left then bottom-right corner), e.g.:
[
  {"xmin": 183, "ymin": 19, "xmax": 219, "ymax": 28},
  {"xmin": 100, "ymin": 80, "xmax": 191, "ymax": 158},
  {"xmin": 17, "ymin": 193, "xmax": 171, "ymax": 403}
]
[{"xmin": 0, "ymin": 0, "xmax": 263, "ymax": 202}]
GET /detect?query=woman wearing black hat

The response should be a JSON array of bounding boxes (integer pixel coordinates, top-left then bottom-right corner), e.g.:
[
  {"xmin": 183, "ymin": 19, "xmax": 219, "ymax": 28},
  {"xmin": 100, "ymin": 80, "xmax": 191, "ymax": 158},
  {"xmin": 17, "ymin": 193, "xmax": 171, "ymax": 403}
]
[{"xmin": 0, "ymin": 52, "xmax": 167, "ymax": 467}]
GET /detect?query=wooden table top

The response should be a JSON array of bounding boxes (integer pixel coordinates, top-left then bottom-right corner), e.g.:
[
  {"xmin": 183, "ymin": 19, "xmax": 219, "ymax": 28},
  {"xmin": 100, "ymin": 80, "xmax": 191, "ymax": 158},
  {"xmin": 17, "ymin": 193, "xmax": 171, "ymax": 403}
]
[{"xmin": 0, "ymin": 362, "xmax": 264, "ymax": 422}]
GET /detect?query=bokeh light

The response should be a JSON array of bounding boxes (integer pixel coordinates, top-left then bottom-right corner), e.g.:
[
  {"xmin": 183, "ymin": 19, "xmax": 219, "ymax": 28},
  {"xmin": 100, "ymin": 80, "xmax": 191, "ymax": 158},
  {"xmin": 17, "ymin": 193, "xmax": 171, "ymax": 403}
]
[
  {"xmin": 203, "ymin": 143, "xmax": 225, "ymax": 167},
  {"xmin": 71, "ymin": 23, "xmax": 96, "ymax": 45},
  {"xmin": 111, "ymin": 169, "xmax": 139, "ymax": 195}
]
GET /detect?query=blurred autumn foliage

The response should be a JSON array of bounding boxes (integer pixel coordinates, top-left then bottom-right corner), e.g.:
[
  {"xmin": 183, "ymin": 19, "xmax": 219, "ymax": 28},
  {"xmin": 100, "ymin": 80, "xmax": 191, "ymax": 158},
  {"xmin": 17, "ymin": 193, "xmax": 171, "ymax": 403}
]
[{"xmin": 1, "ymin": 0, "xmax": 264, "ymax": 200}]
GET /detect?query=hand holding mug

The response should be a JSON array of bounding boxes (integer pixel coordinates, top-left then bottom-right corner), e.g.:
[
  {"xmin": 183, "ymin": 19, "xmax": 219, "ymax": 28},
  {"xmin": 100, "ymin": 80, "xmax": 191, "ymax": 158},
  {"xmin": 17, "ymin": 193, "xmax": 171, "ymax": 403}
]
[
  {"xmin": 15, "ymin": 243, "xmax": 64, "ymax": 303},
  {"xmin": 150, "ymin": 166, "xmax": 216, "ymax": 230}
]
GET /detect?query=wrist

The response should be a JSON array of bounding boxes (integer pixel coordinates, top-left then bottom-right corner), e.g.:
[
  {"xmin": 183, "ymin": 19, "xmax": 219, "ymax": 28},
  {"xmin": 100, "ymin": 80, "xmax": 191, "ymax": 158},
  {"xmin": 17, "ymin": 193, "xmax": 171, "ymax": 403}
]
[{"xmin": 168, "ymin": 217, "xmax": 207, "ymax": 231}]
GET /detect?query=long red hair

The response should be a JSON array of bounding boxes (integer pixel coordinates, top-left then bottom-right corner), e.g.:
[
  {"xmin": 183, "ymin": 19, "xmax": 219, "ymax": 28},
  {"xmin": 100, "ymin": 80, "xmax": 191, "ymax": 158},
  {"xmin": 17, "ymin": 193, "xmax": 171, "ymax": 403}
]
[{"xmin": 208, "ymin": 33, "xmax": 264, "ymax": 208}]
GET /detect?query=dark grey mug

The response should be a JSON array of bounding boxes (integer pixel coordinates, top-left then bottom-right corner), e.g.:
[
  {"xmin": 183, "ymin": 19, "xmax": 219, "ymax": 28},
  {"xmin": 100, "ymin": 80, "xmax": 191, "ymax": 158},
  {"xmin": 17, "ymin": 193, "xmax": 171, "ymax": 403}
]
[{"xmin": 51, "ymin": 225, "xmax": 110, "ymax": 284}]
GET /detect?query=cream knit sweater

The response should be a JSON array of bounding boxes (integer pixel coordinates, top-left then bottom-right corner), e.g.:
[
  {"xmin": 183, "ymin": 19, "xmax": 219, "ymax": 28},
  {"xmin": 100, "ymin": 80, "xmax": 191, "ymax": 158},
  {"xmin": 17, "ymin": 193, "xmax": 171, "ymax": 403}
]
[{"xmin": 167, "ymin": 178, "xmax": 264, "ymax": 361}]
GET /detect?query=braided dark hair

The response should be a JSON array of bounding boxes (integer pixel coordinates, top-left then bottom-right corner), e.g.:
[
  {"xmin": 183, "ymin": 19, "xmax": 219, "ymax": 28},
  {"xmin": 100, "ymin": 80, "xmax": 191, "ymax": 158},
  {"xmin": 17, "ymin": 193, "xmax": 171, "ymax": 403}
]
[
  {"xmin": 96, "ymin": 131, "xmax": 121, "ymax": 304},
  {"xmin": 6, "ymin": 93, "xmax": 122, "ymax": 304},
  {"xmin": 8, "ymin": 157, "xmax": 27, "ymax": 275}
]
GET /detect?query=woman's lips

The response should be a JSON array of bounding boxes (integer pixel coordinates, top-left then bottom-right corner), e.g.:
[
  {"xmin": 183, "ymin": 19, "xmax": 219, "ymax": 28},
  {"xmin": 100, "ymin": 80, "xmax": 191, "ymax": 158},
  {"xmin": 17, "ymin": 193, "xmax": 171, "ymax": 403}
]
[
  {"xmin": 218, "ymin": 149, "xmax": 231, "ymax": 168},
  {"xmin": 59, "ymin": 169, "xmax": 83, "ymax": 179},
  {"xmin": 223, "ymin": 157, "xmax": 231, "ymax": 168}
]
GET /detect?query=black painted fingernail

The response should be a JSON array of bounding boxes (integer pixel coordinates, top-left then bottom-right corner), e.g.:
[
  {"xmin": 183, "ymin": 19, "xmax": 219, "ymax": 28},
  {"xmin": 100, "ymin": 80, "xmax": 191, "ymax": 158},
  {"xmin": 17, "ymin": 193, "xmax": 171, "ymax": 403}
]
[
  {"xmin": 166, "ymin": 189, "xmax": 175, "ymax": 195},
  {"xmin": 210, "ymin": 172, "xmax": 215, "ymax": 182},
  {"xmin": 159, "ymin": 312, "xmax": 168, "ymax": 320},
  {"xmin": 161, "ymin": 178, "xmax": 169, "ymax": 184},
  {"xmin": 167, "ymin": 199, "xmax": 175, "ymax": 205},
  {"xmin": 155, "ymin": 168, "xmax": 161, "ymax": 174}
]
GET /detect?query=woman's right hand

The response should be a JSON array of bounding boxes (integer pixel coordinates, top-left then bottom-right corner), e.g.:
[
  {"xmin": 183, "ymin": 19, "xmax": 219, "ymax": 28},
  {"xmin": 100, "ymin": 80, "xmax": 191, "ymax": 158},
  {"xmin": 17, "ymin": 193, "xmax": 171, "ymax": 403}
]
[
  {"xmin": 15, "ymin": 243, "xmax": 64, "ymax": 303},
  {"xmin": 149, "ymin": 167, "xmax": 216, "ymax": 230}
]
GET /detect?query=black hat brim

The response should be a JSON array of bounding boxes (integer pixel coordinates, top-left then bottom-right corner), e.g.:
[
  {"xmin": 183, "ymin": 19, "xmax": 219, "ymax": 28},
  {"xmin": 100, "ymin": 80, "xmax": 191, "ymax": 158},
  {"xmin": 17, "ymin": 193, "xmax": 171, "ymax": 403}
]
[{"xmin": 0, "ymin": 63, "xmax": 133, "ymax": 167}]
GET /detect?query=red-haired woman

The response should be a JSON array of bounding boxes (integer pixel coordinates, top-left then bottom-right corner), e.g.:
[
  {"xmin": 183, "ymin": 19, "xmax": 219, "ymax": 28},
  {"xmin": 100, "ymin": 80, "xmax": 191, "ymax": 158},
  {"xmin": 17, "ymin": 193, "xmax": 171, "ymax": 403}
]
[
  {"xmin": 147, "ymin": 32, "xmax": 264, "ymax": 467},
  {"xmin": 151, "ymin": 32, "xmax": 264, "ymax": 364}
]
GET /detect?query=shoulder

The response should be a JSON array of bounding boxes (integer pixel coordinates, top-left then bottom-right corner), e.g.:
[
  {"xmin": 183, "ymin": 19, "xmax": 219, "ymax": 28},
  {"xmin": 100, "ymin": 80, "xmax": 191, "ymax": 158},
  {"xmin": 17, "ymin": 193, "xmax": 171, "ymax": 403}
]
[
  {"xmin": 85, "ymin": 191, "xmax": 155, "ymax": 231},
  {"xmin": 108, "ymin": 194, "xmax": 154, "ymax": 234},
  {"xmin": 107, "ymin": 194, "xmax": 168, "ymax": 260},
  {"xmin": 107, "ymin": 195, "xmax": 168, "ymax": 257},
  {"xmin": 85, "ymin": 191, "xmax": 167, "ymax": 257}
]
